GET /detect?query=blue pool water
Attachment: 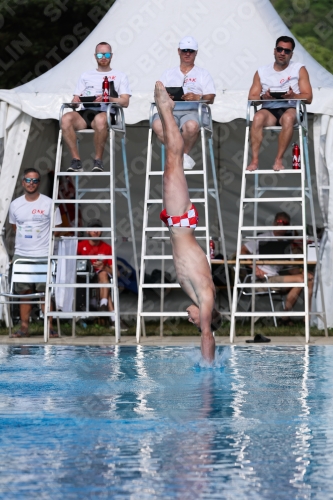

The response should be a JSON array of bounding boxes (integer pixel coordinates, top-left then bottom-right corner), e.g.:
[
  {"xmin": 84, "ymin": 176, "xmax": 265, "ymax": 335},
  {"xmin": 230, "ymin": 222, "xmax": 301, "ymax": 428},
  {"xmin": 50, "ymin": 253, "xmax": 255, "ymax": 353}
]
[{"xmin": 0, "ymin": 345, "xmax": 333, "ymax": 499}]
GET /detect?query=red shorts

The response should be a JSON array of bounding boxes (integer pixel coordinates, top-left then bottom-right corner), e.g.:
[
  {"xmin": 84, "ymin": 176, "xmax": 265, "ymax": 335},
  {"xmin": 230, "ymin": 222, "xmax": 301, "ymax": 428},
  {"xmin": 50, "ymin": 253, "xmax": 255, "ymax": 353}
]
[{"xmin": 160, "ymin": 204, "xmax": 199, "ymax": 228}]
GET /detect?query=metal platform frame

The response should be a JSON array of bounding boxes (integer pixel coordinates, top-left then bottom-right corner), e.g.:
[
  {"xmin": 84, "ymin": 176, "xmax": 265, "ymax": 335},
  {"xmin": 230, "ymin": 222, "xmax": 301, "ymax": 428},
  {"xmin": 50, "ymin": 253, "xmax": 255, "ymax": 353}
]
[
  {"xmin": 136, "ymin": 101, "xmax": 232, "ymax": 342},
  {"xmin": 43, "ymin": 103, "xmax": 139, "ymax": 343},
  {"xmin": 230, "ymin": 100, "xmax": 327, "ymax": 343}
]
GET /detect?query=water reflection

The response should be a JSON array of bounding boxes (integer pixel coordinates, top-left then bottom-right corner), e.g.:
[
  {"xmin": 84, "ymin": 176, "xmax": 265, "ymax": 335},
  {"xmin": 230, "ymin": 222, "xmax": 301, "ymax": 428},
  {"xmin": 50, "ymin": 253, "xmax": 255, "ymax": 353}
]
[
  {"xmin": 1, "ymin": 345, "xmax": 333, "ymax": 499},
  {"xmin": 227, "ymin": 346, "xmax": 316, "ymax": 498}
]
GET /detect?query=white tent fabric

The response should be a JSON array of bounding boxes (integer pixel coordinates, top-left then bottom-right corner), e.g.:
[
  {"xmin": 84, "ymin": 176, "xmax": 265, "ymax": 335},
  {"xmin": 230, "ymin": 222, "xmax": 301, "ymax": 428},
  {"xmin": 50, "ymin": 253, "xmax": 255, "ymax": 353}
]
[
  {"xmin": 313, "ymin": 115, "xmax": 333, "ymax": 328},
  {"xmin": 0, "ymin": 0, "xmax": 333, "ymax": 325},
  {"xmin": 1, "ymin": 0, "xmax": 333, "ymax": 122},
  {"xmin": 55, "ymin": 239, "xmax": 78, "ymax": 313}
]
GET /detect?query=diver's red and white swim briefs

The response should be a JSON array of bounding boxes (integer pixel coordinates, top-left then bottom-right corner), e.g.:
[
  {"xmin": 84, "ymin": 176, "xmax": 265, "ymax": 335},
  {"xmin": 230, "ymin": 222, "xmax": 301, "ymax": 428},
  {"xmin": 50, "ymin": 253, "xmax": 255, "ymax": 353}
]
[{"xmin": 160, "ymin": 204, "xmax": 199, "ymax": 228}]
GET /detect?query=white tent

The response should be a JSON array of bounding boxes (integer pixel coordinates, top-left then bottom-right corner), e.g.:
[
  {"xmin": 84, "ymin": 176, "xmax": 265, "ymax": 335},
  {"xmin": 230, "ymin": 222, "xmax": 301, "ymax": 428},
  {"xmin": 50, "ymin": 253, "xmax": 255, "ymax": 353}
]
[{"xmin": 1, "ymin": 0, "xmax": 333, "ymax": 326}]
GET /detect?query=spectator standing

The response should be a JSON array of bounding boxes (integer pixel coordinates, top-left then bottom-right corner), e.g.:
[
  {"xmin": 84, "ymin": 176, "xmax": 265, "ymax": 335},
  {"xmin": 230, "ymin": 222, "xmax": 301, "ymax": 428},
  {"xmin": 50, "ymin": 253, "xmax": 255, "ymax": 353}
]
[{"xmin": 9, "ymin": 168, "xmax": 62, "ymax": 338}]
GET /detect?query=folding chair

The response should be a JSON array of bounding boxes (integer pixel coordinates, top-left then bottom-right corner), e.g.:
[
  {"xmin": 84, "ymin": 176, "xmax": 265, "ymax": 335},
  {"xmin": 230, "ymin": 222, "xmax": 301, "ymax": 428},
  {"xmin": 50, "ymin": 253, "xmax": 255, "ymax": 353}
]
[{"xmin": 236, "ymin": 266, "xmax": 285, "ymax": 327}]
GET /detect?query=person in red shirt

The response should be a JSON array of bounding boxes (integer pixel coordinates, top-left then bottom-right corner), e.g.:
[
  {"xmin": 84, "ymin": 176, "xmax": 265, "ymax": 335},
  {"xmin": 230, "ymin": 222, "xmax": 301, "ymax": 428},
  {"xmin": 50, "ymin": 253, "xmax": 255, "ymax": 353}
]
[{"xmin": 77, "ymin": 219, "xmax": 115, "ymax": 321}]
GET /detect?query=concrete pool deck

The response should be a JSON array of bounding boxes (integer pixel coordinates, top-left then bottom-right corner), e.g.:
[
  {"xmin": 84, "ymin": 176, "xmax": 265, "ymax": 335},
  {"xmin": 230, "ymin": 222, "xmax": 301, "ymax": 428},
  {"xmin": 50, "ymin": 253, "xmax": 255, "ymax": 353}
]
[{"xmin": 1, "ymin": 335, "xmax": 333, "ymax": 346}]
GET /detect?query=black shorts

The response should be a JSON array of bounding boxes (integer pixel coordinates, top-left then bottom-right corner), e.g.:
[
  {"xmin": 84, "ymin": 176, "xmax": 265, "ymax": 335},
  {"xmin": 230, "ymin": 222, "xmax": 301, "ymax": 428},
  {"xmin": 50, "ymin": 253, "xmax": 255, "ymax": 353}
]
[
  {"xmin": 266, "ymin": 107, "xmax": 302, "ymax": 125},
  {"xmin": 76, "ymin": 109, "xmax": 116, "ymax": 129}
]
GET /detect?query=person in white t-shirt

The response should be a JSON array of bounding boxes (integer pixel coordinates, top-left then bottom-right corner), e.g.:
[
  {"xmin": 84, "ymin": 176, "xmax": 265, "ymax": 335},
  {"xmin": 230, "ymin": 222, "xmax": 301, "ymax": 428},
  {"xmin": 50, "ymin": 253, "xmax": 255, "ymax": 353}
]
[
  {"xmin": 247, "ymin": 36, "xmax": 312, "ymax": 171},
  {"xmin": 240, "ymin": 211, "xmax": 314, "ymax": 325},
  {"xmin": 153, "ymin": 36, "xmax": 216, "ymax": 170},
  {"xmin": 8, "ymin": 168, "xmax": 62, "ymax": 338},
  {"xmin": 61, "ymin": 41, "xmax": 131, "ymax": 173}
]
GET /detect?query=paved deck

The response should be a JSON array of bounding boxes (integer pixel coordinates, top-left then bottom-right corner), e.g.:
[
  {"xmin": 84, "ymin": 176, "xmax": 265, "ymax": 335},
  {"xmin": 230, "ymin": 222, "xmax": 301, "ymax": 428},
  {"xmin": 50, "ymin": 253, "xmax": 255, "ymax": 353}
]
[{"xmin": 1, "ymin": 335, "xmax": 332, "ymax": 346}]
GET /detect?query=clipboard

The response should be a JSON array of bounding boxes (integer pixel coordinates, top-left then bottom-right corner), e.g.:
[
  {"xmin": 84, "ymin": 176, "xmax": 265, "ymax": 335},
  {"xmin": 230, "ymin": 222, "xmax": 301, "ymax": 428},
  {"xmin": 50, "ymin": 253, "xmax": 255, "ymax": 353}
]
[{"xmin": 166, "ymin": 87, "xmax": 184, "ymax": 101}]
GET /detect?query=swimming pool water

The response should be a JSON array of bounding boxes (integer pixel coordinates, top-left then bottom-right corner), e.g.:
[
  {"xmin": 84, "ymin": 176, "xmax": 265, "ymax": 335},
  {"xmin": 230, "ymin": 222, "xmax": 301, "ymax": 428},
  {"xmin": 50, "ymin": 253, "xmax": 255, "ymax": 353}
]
[{"xmin": 0, "ymin": 345, "xmax": 333, "ymax": 499}]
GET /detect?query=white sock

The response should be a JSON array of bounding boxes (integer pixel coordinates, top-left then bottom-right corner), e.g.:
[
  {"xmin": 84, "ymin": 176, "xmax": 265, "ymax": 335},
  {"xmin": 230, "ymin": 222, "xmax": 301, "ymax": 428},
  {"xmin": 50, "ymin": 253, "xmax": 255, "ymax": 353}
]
[{"xmin": 100, "ymin": 298, "xmax": 108, "ymax": 307}]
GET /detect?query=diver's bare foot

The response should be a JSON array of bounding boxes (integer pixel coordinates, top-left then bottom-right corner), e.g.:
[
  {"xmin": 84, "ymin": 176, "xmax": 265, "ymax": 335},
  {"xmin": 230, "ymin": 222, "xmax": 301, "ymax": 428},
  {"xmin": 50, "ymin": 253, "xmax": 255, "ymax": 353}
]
[
  {"xmin": 246, "ymin": 160, "xmax": 259, "ymax": 171},
  {"xmin": 154, "ymin": 81, "xmax": 175, "ymax": 116},
  {"xmin": 273, "ymin": 159, "xmax": 285, "ymax": 171}
]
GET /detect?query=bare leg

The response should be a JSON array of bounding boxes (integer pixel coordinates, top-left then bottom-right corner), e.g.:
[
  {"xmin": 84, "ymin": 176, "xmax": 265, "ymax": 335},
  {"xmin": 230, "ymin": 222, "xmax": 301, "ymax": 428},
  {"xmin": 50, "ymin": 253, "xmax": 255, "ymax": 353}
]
[
  {"xmin": 247, "ymin": 109, "xmax": 279, "ymax": 171},
  {"xmin": 273, "ymin": 109, "xmax": 296, "ymax": 171},
  {"xmin": 20, "ymin": 297, "xmax": 32, "ymax": 333},
  {"xmin": 91, "ymin": 113, "xmax": 108, "ymax": 160},
  {"xmin": 61, "ymin": 112, "xmax": 87, "ymax": 159},
  {"xmin": 285, "ymin": 286, "xmax": 303, "ymax": 311},
  {"xmin": 152, "ymin": 119, "xmax": 164, "ymax": 144},
  {"xmin": 281, "ymin": 273, "xmax": 307, "ymax": 317},
  {"xmin": 180, "ymin": 120, "xmax": 199, "ymax": 155},
  {"xmin": 152, "ymin": 118, "xmax": 199, "ymax": 156},
  {"xmin": 154, "ymin": 82, "xmax": 191, "ymax": 215},
  {"xmin": 98, "ymin": 270, "xmax": 113, "ymax": 305},
  {"xmin": 97, "ymin": 271, "xmax": 114, "ymax": 325},
  {"xmin": 19, "ymin": 296, "xmax": 53, "ymax": 333}
]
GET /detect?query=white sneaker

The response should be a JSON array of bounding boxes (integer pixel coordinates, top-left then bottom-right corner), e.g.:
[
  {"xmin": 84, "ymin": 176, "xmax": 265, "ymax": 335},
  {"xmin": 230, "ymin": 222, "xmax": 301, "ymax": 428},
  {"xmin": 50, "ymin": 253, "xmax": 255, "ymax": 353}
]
[{"xmin": 183, "ymin": 153, "xmax": 195, "ymax": 170}]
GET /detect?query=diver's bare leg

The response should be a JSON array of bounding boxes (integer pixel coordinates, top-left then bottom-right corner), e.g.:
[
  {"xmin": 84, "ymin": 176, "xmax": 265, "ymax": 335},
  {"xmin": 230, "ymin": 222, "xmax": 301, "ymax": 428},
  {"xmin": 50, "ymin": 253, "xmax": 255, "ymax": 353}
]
[{"xmin": 155, "ymin": 81, "xmax": 191, "ymax": 216}]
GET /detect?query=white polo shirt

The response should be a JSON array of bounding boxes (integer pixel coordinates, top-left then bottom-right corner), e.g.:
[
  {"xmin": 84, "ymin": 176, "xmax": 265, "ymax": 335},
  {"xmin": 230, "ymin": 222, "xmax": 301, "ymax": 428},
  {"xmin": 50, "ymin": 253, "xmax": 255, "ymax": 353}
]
[
  {"xmin": 74, "ymin": 69, "xmax": 131, "ymax": 112},
  {"xmin": 160, "ymin": 65, "xmax": 216, "ymax": 96},
  {"xmin": 9, "ymin": 194, "xmax": 62, "ymax": 257}
]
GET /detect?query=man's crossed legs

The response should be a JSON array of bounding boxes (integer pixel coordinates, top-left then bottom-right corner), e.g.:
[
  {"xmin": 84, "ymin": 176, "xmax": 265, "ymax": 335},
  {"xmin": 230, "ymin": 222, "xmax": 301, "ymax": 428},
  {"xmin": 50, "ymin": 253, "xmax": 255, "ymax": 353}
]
[{"xmin": 258, "ymin": 272, "xmax": 314, "ymax": 324}]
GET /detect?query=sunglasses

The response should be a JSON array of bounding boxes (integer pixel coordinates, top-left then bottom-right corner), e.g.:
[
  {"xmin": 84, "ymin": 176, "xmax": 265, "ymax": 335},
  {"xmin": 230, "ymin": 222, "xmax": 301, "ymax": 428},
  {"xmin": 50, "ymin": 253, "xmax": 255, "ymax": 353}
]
[
  {"xmin": 95, "ymin": 52, "xmax": 112, "ymax": 59},
  {"xmin": 181, "ymin": 49, "xmax": 196, "ymax": 53},
  {"xmin": 275, "ymin": 219, "xmax": 289, "ymax": 226},
  {"xmin": 276, "ymin": 46, "xmax": 292, "ymax": 54},
  {"xmin": 24, "ymin": 178, "xmax": 40, "ymax": 184}
]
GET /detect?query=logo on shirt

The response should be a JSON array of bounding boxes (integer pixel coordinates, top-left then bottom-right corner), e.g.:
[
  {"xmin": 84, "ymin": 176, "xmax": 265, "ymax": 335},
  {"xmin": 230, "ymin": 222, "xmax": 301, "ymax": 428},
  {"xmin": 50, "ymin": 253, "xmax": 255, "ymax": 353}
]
[
  {"xmin": 280, "ymin": 76, "xmax": 291, "ymax": 84},
  {"xmin": 32, "ymin": 209, "xmax": 45, "ymax": 215},
  {"xmin": 184, "ymin": 77, "xmax": 197, "ymax": 83},
  {"xmin": 109, "ymin": 76, "xmax": 116, "ymax": 80}
]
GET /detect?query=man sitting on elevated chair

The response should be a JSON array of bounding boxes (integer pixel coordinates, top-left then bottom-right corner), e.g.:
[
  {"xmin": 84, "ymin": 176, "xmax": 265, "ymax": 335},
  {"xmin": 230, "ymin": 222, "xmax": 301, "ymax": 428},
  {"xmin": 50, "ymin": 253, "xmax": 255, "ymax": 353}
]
[
  {"xmin": 247, "ymin": 35, "xmax": 312, "ymax": 171},
  {"xmin": 61, "ymin": 41, "xmax": 131, "ymax": 173},
  {"xmin": 153, "ymin": 36, "xmax": 215, "ymax": 170},
  {"xmin": 155, "ymin": 81, "xmax": 221, "ymax": 363}
]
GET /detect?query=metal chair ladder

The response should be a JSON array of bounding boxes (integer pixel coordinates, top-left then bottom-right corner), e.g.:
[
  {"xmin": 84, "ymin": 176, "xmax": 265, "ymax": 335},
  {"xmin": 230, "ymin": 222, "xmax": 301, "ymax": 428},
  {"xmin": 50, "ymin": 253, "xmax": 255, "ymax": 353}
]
[
  {"xmin": 230, "ymin": 100, "xmax": 327, "ymax": 343},
  {"xmin": 136, "ymin": 101, "xmax": 232, "ymax": 342},
  {"xmin": 43, "ymin": 103, "xmax": 139, "ymax": 343}
]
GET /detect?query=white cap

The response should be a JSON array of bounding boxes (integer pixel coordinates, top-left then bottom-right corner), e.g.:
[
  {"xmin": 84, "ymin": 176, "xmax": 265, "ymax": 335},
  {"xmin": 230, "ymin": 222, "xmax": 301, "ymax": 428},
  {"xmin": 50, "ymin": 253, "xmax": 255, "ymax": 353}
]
[{"xmin": 179, "ymin": 36, "xmax": 198, "ymax": 51}]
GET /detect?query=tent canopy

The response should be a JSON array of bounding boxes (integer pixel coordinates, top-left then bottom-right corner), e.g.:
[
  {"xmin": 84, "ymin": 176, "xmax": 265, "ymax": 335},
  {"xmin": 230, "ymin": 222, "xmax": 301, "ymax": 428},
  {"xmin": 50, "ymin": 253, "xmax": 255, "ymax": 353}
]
[{"xmin": 1, "ymin": 0, "xmax": 333, "ymax": 123}]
